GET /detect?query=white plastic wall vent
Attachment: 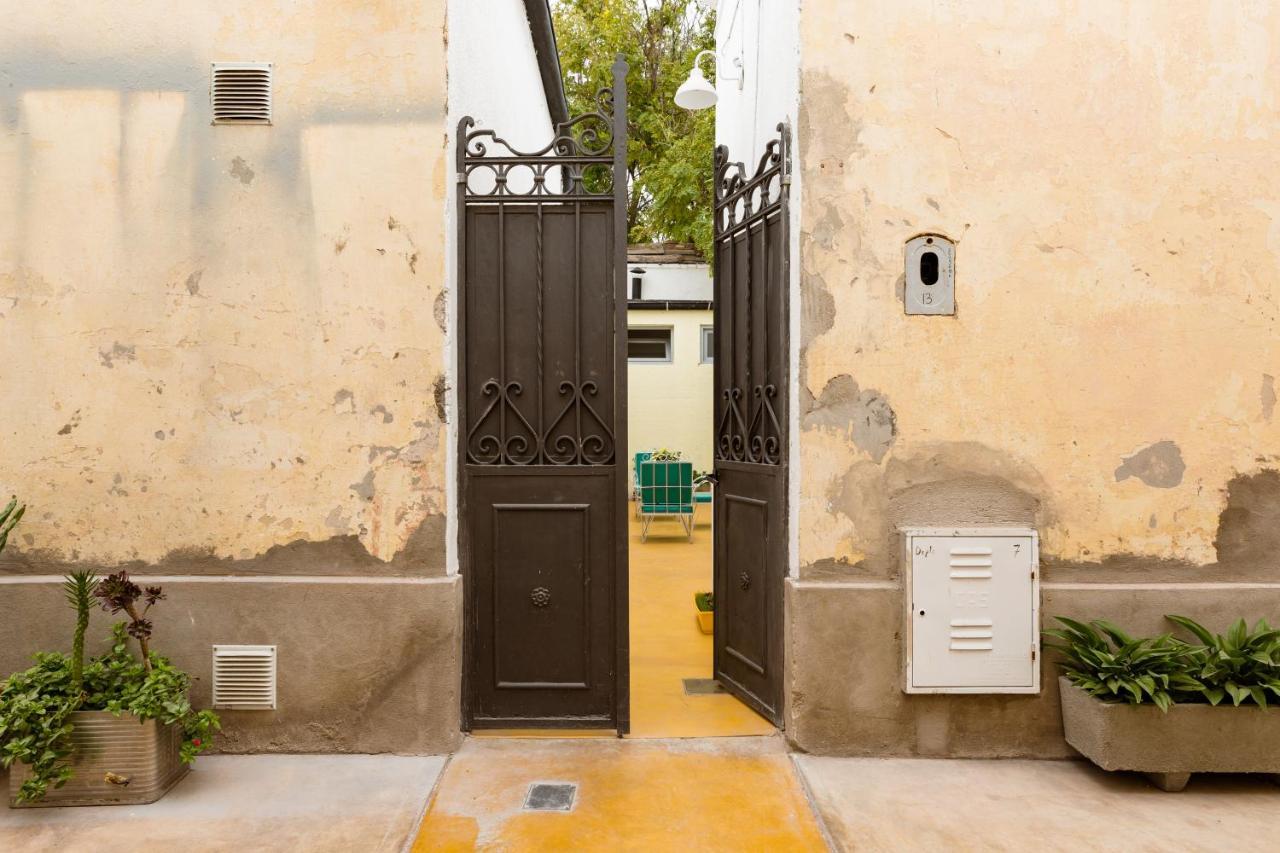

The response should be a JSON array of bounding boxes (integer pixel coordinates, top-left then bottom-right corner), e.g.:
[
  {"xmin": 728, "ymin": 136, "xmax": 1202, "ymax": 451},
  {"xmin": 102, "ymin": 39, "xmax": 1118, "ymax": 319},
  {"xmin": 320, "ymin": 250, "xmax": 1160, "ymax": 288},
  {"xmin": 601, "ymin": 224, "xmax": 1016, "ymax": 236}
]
[
  {"xmin": 211, "ymin": 62, "xmax": 273, "ymax": 125},
  {"xmin": 212, "ymin": 645, "xmax": 277, "ymax": 710},
  {"xmin": 902, "ymin": 527, "xmax": 1040, "ymax": 694}
]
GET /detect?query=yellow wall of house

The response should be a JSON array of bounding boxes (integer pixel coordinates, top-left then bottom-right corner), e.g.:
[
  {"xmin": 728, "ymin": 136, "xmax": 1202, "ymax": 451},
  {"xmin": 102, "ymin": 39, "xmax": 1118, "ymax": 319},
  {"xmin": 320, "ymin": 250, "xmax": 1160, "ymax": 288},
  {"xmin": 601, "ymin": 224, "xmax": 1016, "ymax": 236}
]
[
  {"xmin": 627, "ymin": 309, "xmax": 715, "ymax": 485},
  {"xmin": 797, "ymin": 0, "xmax": 1280, "ymax": 574},
  {"xmin": 0, "ymin": 0, "xmax": 450, "ymax": 568}
]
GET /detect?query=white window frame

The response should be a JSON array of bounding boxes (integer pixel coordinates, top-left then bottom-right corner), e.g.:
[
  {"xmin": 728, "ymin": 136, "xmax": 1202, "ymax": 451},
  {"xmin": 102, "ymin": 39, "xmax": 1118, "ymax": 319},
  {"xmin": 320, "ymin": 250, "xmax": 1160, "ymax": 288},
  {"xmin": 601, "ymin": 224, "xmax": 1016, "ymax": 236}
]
[
  {"xmin": 699, "ymin": 325, "xmax": 714, "ymax": 364},
  {"xmin": 627, "ymin": 326, "xmax": 673, "ymax": 363}
]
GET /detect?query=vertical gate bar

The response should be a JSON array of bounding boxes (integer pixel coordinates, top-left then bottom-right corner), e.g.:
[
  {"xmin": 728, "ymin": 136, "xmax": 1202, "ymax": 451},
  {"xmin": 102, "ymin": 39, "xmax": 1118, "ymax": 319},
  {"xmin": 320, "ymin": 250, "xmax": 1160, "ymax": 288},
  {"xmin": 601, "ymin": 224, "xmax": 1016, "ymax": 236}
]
[
  {"xmin": 779, "ymin": 123, "xmax": 791, "ymax": 466},
  {"xmin": 760, "ymin": 194, "xmax": 770, "ymax": 413},
  {"xmin": 456, "ymin": 117, "xmax": 472, "ymax": 730},
  {"xmin": 497, "ymin": 200, "xmax": 507, "ymax": 455},
  {"xmin": 536, "ymin": 200, "xmax": 545, "ymax": 463},
  {"xmin": 744, "ymin": 191, "xmax": 754, "ymax": 462},
  {"xmin": 573, "ymin": 199, "xmax": 582, "ymax": 462},
  {"xmin": 611, "ymin": 54, "xmax": 630, "ymax": 735}
]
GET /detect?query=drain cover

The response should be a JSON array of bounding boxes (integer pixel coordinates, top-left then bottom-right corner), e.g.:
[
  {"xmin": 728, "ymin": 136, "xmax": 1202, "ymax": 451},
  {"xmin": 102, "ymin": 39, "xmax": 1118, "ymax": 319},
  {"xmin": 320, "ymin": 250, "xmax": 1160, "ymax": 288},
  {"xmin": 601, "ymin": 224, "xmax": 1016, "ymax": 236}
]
[
  {"xmin": 682, "ymin": 678, "xmax": 727, "ymax": 695},
  {"xmin": 524, "ymin": 782, "xmax": 577, "ymax": 811}
]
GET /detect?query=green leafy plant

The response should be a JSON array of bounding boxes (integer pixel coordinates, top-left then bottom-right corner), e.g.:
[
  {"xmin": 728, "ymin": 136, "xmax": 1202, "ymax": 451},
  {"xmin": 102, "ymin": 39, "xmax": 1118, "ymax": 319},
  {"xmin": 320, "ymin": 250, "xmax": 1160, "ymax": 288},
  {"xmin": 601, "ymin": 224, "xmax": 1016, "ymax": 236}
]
[
  {"xmin": 94, "ymin": 571, "xmax": 165, "ymax": 674},
  {"xmin": 694, "ymin": 591, "xmax": 714, "ymax": 613},
  {"xmin": 1166, "ymin": 615, "xmax": 1280, "ymax": 707},
  {"xmin": 650, "ymin": 447, "xmax": 682, "ymax": 461},
  {"xmin": 1043, "ymin": 617, "xmax": 1193, "ymax": 712},
  {"xmin": 1, "ymin": 574, "xmax": 220, "ymax": 803},
  {"xmin": 0, "ymin": 496, "xmax": 25, "ymax": 554}
]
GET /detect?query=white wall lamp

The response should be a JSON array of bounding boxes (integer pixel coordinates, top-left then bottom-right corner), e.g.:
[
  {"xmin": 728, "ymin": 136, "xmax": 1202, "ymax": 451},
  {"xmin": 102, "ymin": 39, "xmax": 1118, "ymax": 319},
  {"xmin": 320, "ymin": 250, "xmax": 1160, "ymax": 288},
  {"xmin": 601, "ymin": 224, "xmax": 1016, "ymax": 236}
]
[{"xmin": 675, "ymin": 49, "xmax": 742, "ymax": 111}]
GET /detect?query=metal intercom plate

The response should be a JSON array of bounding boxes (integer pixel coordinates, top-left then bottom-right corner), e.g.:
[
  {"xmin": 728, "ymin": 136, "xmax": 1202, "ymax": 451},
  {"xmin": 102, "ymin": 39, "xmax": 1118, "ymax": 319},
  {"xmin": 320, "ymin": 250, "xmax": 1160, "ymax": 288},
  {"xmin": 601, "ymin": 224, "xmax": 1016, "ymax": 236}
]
[{"xmin": 904, "ymin": 233, "xmax": 955, "ymax": 315}]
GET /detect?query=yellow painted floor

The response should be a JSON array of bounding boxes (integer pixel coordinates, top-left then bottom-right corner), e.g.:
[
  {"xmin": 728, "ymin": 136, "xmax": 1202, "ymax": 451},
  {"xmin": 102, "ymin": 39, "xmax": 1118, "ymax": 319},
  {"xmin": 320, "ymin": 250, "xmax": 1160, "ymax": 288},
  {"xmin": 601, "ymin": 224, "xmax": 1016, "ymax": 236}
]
[
  {"xmin": 411, "ymin": 737, "xmax": 827, "ymax": 852},
  {"xmin": 626, "ymin": 506, "xmax": 775, "ymax": 738}
]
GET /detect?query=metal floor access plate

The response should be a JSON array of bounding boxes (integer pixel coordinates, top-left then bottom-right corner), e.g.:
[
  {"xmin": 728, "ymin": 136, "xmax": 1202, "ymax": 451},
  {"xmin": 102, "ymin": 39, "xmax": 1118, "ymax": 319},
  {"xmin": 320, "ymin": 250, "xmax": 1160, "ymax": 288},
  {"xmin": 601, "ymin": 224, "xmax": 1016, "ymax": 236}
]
[{"xmin": 523, "ymin": 782, "xmax": 577, "ymax": 812}]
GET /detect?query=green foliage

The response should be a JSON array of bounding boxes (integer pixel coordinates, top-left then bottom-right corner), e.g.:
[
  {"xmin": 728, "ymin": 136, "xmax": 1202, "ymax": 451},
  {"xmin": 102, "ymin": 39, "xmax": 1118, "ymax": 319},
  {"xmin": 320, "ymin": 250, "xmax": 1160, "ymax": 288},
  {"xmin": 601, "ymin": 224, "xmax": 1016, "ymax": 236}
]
[
  {"xmin": 62, "ymin": 570, "xmax": 98, "ymax": 692},
  {"xmin": 650, "ymin": 447, "xmax": 683, "ymax": 461},
  {"xmin": 554, "ymin": 0, "xmax": 716, "ymax": 260},
  {"xmin": 1043, "ymin": 617, "xmax": 1191, "ymax": 712},
  {"xmin": 0, "ymin": 653, "xmax": 78, "ymax": 802},
  {"xmin": 0, "ymin": 496, "xmax": 25, "ymax": 554},
  {"xmin": 694, "ymin": 591, "xmax": 714, "ymax": 612},
  {"xmin": 1, "ymin": 581, "xmax": 220, "ymax": 803},
  {"xmin": 1166, "ymin": 615, "xmax": 1280, "ymax": 707}
]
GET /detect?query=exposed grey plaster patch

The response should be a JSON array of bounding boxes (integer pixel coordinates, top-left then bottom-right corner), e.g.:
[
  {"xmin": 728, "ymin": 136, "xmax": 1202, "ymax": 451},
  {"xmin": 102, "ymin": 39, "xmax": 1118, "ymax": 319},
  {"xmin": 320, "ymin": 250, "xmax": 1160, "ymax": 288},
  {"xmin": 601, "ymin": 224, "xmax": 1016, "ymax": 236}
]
[
  {"xmin": 371, "ymin": 405, "xmax": 394, "ymax": 424},
  {"xmin": 1037, "ymin": 243, "xmax": 1056, "ymax": 253},
  {"xmin": 434, "ymin": 375, "xmax": 449, "ymax": 424},
  {"xmin": 926, "ymin": 197, "xmax": 940, "ymax": 211},
  {"xmin": 98, "ymin": 342, "xmax": 136, "ymax": 368},
  {"xmin": 350, "ymin": 470, "xmax": 376, "ymax": 502},
  {"xmin": 153, "ymin": 430, "xmax": 165, "ymax": 440},
  {"xmin": 804, "ymin": 374, "xmax": 896, "ymax": 463},
  {"xmin": 324, "ymin": 506, "xmax": 349, "ymax": 531},
  {"xmin": 21, "ymin": 534, "xmax": 33, "ymax": 547},
  {"xmin": 1214, "ymin": 469, "xmax": 1280, "ymax": 567},
  {"xmin": 1261, "ymin": 374, "xmax": 1275, "ymax": 422},
  {"xmin": 229, "ymin": 157, "xmax": 255, "ymax": 185},
  {"xmin": 433, "ymin": 290, "xmax": 448, "ymax": 333},
  {"xmin": 1115, "ymin": 441, "xmax": 1185, "ymax": 488},
  {"xmin": 387, "ymin": 216, "xmax": 401, "ymax": 231},
  {"xmin": 332, "ymin": 389, "xmax": 355, "ymax": 414},
  {"xmin": 184, "ymin": 270, "xmax": 203, "ymax": 295},
  {"xmin": 408, "ymin": 251, "xmax": 419, "ymax": 274},
  {"xmin": 843, "ymin": 33, "xmax": 856, "ymax": 44},
  {"xmin": 1149, "ymin": 514, "xmax": 1157, "ymax": 528}
]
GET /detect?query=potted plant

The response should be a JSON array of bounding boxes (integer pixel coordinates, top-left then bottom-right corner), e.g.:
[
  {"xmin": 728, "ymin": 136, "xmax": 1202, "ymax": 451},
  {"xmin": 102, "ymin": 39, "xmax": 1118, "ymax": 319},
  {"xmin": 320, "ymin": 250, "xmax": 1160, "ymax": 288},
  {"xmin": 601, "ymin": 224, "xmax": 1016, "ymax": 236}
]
[
  {"xmin": 1045, "ymin": 616, "xmax": 1280, "ymax": 791},
  {"xmin": 2, "ymin": 566, "xmax": 220, "ymax": 807},
  {"xmin": 694, "ymin": 591, "xmax": 714, "ymax": 635}
]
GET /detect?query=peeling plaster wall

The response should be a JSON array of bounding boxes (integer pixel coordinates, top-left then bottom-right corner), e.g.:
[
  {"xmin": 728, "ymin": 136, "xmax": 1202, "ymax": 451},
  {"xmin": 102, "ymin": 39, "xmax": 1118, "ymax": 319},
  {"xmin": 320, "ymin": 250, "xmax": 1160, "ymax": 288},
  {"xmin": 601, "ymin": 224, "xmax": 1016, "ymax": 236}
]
[
  {"xmin": 788, "ymin": 1, "xmax": 1280, "ymax": 755},
  {"xmin": 0, "ymin": 0, "xmax": 452, "ymax": 570},
  {"xmin": 798, "ymin": 0, "xmax": 1280, "ymax": 574},
  {"xmin": 0, "ymin": 0, "xmax": 468, "ymax": 753}
]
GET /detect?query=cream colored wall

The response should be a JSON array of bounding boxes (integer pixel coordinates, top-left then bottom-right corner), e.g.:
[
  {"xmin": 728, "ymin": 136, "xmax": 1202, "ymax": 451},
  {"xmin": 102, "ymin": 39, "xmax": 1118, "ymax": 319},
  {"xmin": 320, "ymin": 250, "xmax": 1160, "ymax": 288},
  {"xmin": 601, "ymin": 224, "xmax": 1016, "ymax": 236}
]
[
  {"xmin": 627, "ymin": 309, "xmax": 715, "ymax": 483},
  {"xmin": 798, "ymin": 0, "xmax": 1280, "ymax": 574},
  {"xmin": 0, "ymin": 0, "xmax": 450, "ymax": 568}
]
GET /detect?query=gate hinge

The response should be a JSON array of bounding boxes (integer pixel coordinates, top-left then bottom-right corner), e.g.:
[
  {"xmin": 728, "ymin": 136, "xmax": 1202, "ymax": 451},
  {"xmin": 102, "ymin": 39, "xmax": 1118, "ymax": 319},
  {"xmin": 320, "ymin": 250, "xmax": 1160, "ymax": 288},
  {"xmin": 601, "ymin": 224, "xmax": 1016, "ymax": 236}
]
[
  {"xmin": 456, "ymin": 174, "xmax": 467, "ymax": 185},
  {"xmin": 1031, "ymin": 646, "xmax": 1037, "ymax": 661}
]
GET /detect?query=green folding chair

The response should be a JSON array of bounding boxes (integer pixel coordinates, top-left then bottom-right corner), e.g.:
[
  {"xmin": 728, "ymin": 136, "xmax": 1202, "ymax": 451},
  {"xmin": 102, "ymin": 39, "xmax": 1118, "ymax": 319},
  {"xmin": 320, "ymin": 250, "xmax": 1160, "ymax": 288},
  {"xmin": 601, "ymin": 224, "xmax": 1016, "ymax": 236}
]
[
  {"xmin": 638, "ymin": 460, "xmax": 695, "ymax": 542},
  {"xmin": 633, "ymin": 450, "xmax": 654, "ymax": 517}
]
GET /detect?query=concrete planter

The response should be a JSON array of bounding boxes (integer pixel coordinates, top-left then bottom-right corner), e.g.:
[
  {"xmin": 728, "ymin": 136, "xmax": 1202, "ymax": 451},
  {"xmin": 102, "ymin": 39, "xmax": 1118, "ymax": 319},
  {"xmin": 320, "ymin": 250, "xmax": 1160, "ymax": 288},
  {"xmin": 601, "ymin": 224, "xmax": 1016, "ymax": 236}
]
[
  {"xmin": 8, "ymin": 711, "xmax": 188, "ymax": 808},
  {"xmin": 1058, "ymin": 676, "xmax": 1280, "ymax": 791}
]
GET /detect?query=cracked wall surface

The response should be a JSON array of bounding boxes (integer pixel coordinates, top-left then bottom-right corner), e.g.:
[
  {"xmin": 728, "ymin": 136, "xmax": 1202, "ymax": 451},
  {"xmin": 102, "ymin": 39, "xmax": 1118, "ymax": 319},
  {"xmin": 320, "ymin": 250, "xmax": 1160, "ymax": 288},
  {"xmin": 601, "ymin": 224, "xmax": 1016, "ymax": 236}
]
[
  {"xmin": 798, "ymin": 1, "xmax": 1280, "ymax": 576},
  {"xmin": 786, "ymin": 0, "xmax": 1280, "ymax": 757},
  {"xmin": 0, "ymin": 0, "xmax": 451, "ymax": 573}
]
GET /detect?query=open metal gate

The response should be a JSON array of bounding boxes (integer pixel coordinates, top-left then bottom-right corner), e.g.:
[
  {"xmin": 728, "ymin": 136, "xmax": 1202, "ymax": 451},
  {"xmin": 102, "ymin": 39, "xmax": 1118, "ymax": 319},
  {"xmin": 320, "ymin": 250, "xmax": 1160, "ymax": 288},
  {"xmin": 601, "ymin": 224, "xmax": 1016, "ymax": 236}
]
[
  {"xmin": 712, "ymin": 124, "xmax": 790, "ymax": 725},
  {"xmin": 458, "ymin": 59, "xmax": 629, "ymax": 731}
]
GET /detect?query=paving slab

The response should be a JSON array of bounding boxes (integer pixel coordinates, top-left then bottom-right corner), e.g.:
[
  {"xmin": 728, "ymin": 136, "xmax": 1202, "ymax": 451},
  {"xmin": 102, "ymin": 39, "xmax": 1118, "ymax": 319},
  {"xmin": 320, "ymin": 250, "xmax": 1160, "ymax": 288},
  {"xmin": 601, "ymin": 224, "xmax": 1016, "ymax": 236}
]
[
  {"xmin": 412, "ymin": 735, "xmax": 828, "ymax": 851},
  {"xmin": 793, "ymin": 755, "xmax": 1280, "ymax": 852},
  {"xmin": 0, "ymin": 754, "xmax": 446, "ymax": 853}
]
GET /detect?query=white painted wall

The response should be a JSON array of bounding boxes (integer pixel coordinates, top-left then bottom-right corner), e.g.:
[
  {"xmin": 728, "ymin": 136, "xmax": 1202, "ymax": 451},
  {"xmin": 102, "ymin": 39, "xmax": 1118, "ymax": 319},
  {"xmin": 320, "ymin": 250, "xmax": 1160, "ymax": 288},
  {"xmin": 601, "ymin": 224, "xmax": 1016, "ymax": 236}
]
[
  {"xmin": 446, "ymin": 0, "xmax": 558, "ymax": 574},
  {"xmin": 630, "ymin": 263, "xmax": 712, "ymax": 301},
  {"xmin": 714, "ymin": 0, "xmax": 800, "ymax": 165}
]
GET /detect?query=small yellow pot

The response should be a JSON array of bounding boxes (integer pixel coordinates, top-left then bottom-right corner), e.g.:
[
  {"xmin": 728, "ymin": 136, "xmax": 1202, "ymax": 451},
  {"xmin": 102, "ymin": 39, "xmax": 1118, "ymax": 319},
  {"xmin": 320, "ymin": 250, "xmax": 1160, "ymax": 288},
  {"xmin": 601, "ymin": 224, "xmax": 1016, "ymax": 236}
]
[{"xmin": 696, "ymin": 610, "xmax": 714, "ymax": 635}]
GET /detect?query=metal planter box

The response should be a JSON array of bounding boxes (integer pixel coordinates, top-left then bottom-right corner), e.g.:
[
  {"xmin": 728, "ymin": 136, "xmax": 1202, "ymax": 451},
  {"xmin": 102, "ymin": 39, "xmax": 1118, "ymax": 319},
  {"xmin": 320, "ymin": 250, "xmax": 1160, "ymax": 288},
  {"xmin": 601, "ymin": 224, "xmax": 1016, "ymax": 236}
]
[
  {"xmin": 1058, "ymin": 676, "xmax": 1280, "ymax": 791},
  {"xmin": 8, "ymin": 711, "xmax": 188, "ymax": 808}
]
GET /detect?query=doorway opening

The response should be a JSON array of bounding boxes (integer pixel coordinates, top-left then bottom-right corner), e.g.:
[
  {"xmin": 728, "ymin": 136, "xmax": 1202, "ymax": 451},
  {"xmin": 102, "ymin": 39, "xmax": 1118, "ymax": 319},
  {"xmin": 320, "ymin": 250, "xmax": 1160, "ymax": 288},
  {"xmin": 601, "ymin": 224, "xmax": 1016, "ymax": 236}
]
[
  {"xmin": 624, "ymin": 126, "xmax": 790, "ymax": 738},
  {"xmin": 624, "ymin": 246, "xmax": 771, "ymax": 737}
]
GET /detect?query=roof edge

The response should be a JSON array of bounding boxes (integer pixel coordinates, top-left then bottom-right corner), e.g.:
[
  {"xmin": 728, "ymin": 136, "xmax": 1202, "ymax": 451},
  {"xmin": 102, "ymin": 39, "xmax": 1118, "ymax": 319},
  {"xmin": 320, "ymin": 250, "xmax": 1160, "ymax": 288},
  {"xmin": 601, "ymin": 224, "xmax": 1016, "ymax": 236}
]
[{"xmin": 523, "ymin": 0, "xmax": 570, "ymax": 128}]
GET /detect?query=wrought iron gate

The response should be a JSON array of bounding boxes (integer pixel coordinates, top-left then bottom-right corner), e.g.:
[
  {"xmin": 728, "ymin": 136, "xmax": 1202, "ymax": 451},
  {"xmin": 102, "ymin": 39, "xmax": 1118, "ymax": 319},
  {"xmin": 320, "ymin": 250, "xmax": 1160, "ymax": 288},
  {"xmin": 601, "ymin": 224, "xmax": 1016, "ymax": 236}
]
[
  {"xmin": 712, "ymin": 124, "xmax": 790, "ymax": 725},
  {"xmin": 459, "ymin": 58, "xmax": 629, "ymax": 730}
]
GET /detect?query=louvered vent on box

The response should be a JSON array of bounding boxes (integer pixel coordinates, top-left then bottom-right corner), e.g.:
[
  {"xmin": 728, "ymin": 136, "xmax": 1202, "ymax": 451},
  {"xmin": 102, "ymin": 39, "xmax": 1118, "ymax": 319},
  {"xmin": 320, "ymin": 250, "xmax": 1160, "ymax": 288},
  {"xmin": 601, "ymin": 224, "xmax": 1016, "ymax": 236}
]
[
  {"xmin": 212, "ymin": 645, "xmax": 277, "ymax": 709},
  {"xmin": 210, "ymin": 62, "xmax": 273, "ymax": 125}
]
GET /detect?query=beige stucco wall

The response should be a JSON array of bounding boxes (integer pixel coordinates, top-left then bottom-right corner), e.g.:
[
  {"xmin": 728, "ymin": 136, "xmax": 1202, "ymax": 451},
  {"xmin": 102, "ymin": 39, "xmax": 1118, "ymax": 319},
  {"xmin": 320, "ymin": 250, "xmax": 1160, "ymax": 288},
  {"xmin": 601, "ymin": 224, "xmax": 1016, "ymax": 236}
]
[
  {"xmin": 0, "ymin": 0, "xmax": 449, "ymax": 570},
  {"xmin": 798, "ymin": 0, "xmax": 1280, "ymax": 577},
  {"xmin": 0, "ymin": 0, "xmax": 463, "ymax": 754}
]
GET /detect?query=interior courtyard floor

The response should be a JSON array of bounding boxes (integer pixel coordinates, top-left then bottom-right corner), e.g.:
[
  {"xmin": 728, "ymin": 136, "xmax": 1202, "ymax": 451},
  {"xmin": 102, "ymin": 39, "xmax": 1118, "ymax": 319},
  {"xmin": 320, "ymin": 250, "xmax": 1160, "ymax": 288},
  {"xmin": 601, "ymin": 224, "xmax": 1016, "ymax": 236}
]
[{"xmin": 625, "ymin": 505, "xmax": 776, "ymax": 738}]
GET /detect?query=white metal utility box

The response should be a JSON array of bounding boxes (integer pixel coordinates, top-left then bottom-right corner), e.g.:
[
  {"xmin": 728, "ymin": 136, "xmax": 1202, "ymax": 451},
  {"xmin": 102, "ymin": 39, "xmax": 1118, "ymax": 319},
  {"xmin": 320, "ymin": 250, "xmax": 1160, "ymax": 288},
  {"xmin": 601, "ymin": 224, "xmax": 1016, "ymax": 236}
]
[{"xmin": 901, "ymin": 527, "xmax": 1040, "ymax": 694}]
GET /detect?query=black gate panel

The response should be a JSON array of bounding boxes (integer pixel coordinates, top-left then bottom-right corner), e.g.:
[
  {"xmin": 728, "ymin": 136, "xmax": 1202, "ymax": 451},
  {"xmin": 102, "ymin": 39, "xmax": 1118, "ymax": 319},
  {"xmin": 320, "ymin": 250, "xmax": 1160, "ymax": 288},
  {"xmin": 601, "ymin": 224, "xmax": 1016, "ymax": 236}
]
[
  {"xmin": 459, "ymin": 58, "xmax": 629, "ymax": 731},
  {"xmin": 712, "ymin": 126, "xmax": 790, "ymax": 725}
]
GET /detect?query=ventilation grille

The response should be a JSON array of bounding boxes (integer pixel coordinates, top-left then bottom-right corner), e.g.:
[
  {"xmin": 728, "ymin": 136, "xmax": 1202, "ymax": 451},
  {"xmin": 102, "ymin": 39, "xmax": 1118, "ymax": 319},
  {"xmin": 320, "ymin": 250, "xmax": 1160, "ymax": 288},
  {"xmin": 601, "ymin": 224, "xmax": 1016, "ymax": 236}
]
[
  {"xmin": 211, "ymin": 62, "xmax": 273, "ymax": 125},
  {"xmin": 212, "ymin": 645, "xmax": 277, "ymax": 709}
]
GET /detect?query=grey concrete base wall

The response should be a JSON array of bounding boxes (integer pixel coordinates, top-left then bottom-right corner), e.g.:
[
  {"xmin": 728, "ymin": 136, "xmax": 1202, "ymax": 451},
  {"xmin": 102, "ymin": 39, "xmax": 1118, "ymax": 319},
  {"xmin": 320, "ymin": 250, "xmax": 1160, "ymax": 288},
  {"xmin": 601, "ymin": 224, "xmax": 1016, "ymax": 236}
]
[
  {"xmin": 0, "ymin": 576, "xmax": 463, "ymax": 756},
  {"xmin": 785, "ymin": 578, "xmax": 1280, "ymax": 758}
]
